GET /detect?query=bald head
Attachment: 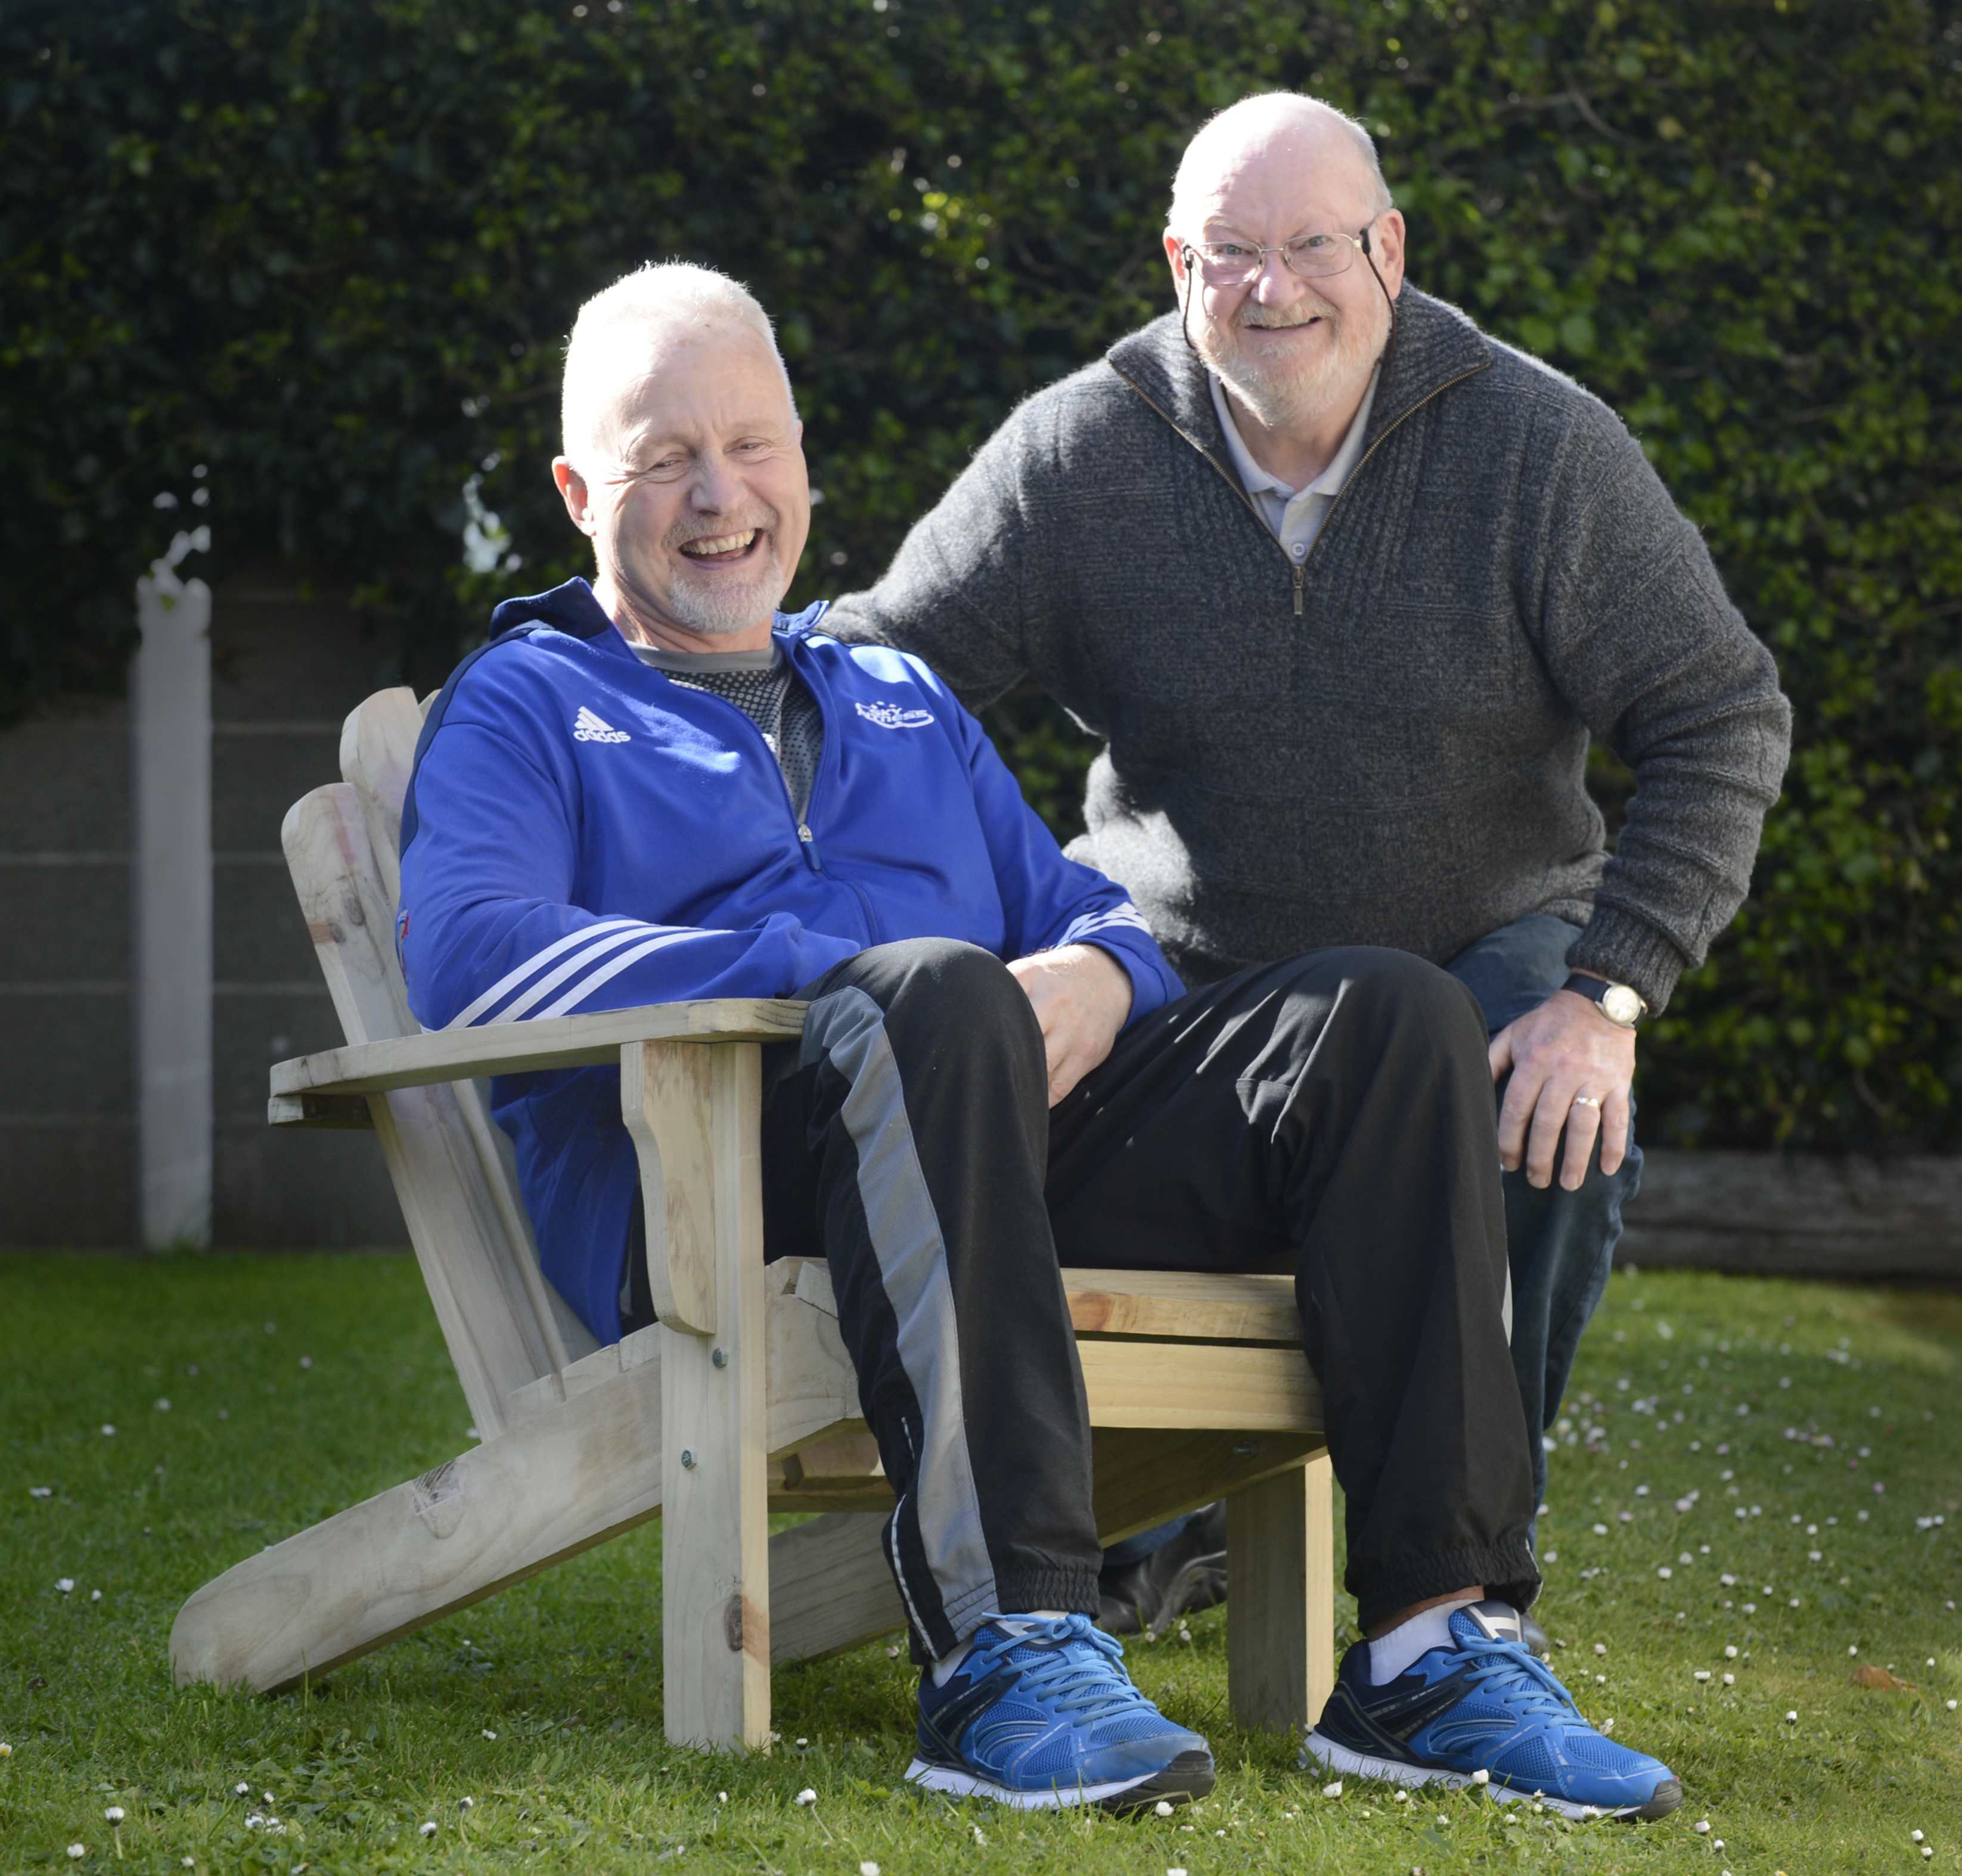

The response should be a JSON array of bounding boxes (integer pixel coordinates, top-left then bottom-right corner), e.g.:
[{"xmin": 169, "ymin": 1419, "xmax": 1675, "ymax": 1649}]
[{"xmin": 1168, "ymin": 94, "xmax": 1392, "ymax": 243}]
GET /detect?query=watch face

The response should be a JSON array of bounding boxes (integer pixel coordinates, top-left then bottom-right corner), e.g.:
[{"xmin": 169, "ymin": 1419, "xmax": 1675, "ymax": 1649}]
[{"xmin": 1602, "ymin": 984, "xmax": 1644, "ymax": 1026}]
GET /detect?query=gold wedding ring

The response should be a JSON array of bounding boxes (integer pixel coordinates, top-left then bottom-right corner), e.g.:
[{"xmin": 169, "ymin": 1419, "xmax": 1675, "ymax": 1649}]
[{"xmin": 1571, "ymin": 1094, "xmax": 1602, "ymax": 1108}]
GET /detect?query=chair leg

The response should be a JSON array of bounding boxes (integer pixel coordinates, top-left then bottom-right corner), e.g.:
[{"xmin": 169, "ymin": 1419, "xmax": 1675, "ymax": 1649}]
[
  {"xmin": 654, "ymin": 1042, "xmax": 772, "ymax": 1751},
  {"xmin": 1225, "ymin": 1449, "xmax": 1336, "ymax": 1732},
  {"xmin": 662, "ymin": 1325, "xmax": 771, "ymax": 1748}
]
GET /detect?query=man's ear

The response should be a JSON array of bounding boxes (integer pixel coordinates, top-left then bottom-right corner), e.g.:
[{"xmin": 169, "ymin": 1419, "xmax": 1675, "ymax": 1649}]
[
  {"xmin": 552, "ymin": 457, "xmax": 597, "ymax": 537},
  {"xmin": 1162, "ymin": 230, "xmax": 1190, "ymax": 290},
  {"xmin": 1373, "ymin": 210, "xmax": 1408, "ymax": 300}
]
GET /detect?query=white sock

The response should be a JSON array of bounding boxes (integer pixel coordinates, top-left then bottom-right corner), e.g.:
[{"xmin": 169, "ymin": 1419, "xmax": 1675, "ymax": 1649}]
[
  {"xmin": 1368, "ymin": 1598, "xmax": 1480, "ymax": 1685},
  {"xmin": 931, "ymin": 1611, "xmax": 1070, "ymax": 1686}
]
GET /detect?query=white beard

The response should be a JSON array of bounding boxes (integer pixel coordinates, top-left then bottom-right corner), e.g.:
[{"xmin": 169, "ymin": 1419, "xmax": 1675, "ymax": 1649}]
[
  {"xmin": 659, "ymin": 513, "xmax": 792, "ymax": 636},
  {"xmin": 1196, "ymin": 283, "xmax": 1389, "ymax": 434},
  {"xmin": 663, "ymin": 559, "xmax": 790, "ymax": 636}
]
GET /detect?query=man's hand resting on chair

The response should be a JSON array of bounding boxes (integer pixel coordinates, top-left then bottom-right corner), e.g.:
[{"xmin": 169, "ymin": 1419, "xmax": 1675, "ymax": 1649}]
[{"xmin": 1008, "ymin": 944, "xmax": 1134, "ymax": 1105}]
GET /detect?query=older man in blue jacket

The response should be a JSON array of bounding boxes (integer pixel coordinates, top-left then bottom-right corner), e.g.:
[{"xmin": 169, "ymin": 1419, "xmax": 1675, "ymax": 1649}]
[{"xmin": 396, "ymin": 262, "xmax": 1680, "ymax": 1823}]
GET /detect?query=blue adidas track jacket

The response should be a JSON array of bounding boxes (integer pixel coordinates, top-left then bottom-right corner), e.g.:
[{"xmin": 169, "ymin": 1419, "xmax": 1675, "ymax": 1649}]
[{"xmin": 398, "ymin": 577, "xmax": 1184, "ymax": 1343}]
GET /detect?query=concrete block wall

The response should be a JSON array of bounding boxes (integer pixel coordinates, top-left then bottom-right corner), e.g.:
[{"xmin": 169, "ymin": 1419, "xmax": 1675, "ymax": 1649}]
[
  {"xmin": 0, "ymin": 580, "xmax": 408, "ymax": 1247},
  {"xmin": 0, "ymin": 698, "xmax": 135, "ymax": 1244},
  {"xmin": 9, "ymin": 578, "xmax": 1961, "ymax": 1276}
]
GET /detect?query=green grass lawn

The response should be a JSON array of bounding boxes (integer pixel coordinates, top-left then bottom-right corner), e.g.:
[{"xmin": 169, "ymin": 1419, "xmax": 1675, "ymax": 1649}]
[{"xmin": 1, "ymin": 1253, "xmax": 1958, "ymax": 1874}]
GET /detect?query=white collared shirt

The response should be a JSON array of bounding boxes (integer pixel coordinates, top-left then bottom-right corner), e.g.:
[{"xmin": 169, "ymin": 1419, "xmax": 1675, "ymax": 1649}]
[{"xmin": 1207, "ymin": 365, "xmax": 1380, "ymax": 563}]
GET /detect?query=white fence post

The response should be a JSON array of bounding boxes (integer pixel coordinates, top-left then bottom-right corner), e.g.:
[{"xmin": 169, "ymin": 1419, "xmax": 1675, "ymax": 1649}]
[{"xmin": 132, "ymin": 530, "xmax": 213, "ymax": 1248}]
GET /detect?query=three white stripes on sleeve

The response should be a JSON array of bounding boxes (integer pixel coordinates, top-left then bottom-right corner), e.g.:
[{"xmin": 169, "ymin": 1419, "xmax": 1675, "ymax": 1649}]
[
  {"xmin": 443, "ymin": 919, "xmax": 701, "ymax": 1029},
  {"xmin": 446, "ymin": 900, "xmax": 1153, "ymax": 1030}
]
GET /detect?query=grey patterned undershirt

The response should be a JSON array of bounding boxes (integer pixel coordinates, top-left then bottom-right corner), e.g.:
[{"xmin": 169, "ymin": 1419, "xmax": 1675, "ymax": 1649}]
[{"xmin": 634, "ymin": 640, "xmax": 825, "ymax": 821}]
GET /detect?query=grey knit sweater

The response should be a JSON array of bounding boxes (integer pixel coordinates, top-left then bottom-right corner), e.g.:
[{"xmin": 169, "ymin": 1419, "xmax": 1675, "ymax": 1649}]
[{"xmin": 827, "ymin": 288, "xmax": 1792, "ymax": 1012}]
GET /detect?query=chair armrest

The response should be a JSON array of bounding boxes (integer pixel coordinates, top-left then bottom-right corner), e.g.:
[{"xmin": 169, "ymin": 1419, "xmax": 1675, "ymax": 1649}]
[{"xmin": 270, "ymin": 998, "xmax": 809, "ymax": 1104}]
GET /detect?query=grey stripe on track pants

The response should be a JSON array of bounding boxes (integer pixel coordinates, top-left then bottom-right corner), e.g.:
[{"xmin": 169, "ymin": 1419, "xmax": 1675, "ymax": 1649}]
[{"xmin": 741, "ymin": 937, "xmax": 1539, "ymax": 1658}]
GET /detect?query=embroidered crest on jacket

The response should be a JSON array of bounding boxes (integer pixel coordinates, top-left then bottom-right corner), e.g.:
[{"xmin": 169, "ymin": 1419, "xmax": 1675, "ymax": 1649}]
[{"xmin": 855, "ymin": 700, "xmax": 936, "ymax": 730}]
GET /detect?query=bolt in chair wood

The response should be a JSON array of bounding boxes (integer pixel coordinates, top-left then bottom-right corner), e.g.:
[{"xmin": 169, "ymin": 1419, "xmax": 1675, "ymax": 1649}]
[{"xmin": 168, "ymin": 687, "xmax": 1337, "ymax": 1750}]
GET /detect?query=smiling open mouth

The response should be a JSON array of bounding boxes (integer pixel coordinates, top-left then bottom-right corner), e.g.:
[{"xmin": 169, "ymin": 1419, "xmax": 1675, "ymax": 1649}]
[{"xmin": 677, "ymin": 528, "xmax": 761, "ymax": 565}]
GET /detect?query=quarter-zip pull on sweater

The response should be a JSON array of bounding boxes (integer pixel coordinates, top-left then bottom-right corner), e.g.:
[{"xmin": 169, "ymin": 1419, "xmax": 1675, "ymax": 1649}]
[{"xmin": 827, "ymin": 288, "xmax": 1792, "ymax": 1011}]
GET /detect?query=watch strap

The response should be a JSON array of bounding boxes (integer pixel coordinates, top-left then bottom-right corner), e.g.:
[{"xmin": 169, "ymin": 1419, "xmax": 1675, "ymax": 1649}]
[{"xmin": 1562, "ymin": 972, "xmax": 1646, "ymax": 1025}]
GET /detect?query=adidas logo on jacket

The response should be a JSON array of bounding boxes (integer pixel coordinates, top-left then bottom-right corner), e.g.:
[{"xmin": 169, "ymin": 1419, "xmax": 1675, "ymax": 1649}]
[{"xmin": 571, "ymin": 705, "xmax": 631, "ymax": 743}]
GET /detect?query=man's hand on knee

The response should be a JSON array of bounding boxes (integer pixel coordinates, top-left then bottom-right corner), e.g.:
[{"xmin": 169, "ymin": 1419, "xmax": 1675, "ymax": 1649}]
[
  {"xmin": 1489, "ymin": 989, "xmax": 1636, "ymax": 1191},
  {"xmin": 1007, "ymin": 945, "xmax": 1134, "ymax": 1105}
]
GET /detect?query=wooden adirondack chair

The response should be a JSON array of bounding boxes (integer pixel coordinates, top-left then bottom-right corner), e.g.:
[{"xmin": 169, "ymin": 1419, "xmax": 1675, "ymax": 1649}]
[{"xmin": 168, "ymin": 687, "xmax": 1337, "ymax": 1750}]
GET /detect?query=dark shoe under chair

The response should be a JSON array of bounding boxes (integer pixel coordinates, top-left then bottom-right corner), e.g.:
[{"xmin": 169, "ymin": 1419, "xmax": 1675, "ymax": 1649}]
[{"xmin": 1096, "ymin": 1503, "xmax": 1228, "ymax": 1639}]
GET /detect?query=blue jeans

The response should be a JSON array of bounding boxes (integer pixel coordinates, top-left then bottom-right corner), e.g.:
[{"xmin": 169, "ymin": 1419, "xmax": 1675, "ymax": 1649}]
[
  {"xmin": 1101, "ymin": 1518, "xmax": 1191, "ymax": 1572},
  {"xmin": 1444, "ymin": 913, "xmax": 1641, "ymax": 1512}
]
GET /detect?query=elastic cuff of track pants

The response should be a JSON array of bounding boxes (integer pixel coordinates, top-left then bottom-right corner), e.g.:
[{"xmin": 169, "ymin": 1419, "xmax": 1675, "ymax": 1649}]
[
  {"xmin": 1351, "ymin": 1540, "xmax": 1543, "ymax": 1634},
  {"xmin": 905, "ymin": 1567, "xmax": 1104, "ymax": 1665},
  {"xmin": 992, "ymin": 1567, "xmax": 1104, "ymax": 1625}
]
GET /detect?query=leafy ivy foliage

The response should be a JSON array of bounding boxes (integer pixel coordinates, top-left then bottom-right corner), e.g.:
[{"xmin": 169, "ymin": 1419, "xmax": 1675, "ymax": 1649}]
[{"xmin": 2, "ymin": 0, "xmax": 1957, "ymax": 1150}]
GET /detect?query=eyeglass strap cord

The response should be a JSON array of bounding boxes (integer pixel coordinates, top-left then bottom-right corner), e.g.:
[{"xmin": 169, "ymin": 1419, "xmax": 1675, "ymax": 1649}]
[{"xmin": 1175, "ymin": 223, "xmax": 1398, "ymax": 365}]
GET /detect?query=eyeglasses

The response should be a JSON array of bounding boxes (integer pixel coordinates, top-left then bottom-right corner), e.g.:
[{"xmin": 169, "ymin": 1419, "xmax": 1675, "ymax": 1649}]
[{"xmin": 1184, "ymin": 226, "xmax": 1374, "ymax": 288}]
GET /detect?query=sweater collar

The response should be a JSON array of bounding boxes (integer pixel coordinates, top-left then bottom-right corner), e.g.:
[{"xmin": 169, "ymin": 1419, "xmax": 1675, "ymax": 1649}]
[{"xmin": 1104, "ymin": 284, "xmax": 1494, "ymax": 465}]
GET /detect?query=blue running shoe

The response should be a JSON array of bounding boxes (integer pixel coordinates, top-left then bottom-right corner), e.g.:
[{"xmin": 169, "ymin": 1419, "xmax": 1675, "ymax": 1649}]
[
  {"xmin": 908, "ymin": 1613, "xmax": 1215, "ymax": 1812},
  {"xmin": 1302, "ymin": 1601, "xmax": 1681, "ymax": 1821}
]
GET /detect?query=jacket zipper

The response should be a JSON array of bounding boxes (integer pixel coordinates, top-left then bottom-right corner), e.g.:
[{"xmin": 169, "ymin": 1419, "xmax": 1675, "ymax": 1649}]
[
  {"xmin": 781, "ymin": 665, "xmax": 883, "ymax": 940},
  {"xmin": 655, "ymin": 669, "xmax": 825, "ymax": 872},
  {"xmin": 786, "ymin": 644, "xmax": 830, "ymax": 876},
  {"xmin": 645, "ymin": 651, "xmax": 885, "ymax": 946},
  {"xmin": 1110, "ymin": 358, "xmax": 1492, "ymax": 618}
]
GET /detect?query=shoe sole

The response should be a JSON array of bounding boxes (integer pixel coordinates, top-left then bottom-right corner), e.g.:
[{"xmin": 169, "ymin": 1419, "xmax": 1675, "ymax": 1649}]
[
  {"xmin": 906, "ymin": 1748, "xmax": 1216, "ymax": 1815},
  {"xmin": 1303, "ymin": 1732, "xmax": 1682, "ymax": 1823}
]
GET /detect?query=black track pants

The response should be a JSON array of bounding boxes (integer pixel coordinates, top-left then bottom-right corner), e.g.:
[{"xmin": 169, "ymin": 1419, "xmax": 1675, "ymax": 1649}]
[{"xmin": 755, "ymin": 938, "xmax": 1538, "ymax": 1655}]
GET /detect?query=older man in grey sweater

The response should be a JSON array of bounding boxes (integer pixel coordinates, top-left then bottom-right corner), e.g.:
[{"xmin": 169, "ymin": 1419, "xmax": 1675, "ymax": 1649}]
[{"xmin": 830, "ymin": 92, "xmax": 1792, "ymax": 1635}]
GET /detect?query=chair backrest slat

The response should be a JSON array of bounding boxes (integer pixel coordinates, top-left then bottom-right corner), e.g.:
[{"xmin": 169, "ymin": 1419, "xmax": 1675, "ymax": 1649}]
[
  {"xmin": 282, "ymin": 688, "xmax": 601, "ymax": 1435},
  {"xmin": 335, "ymin": 689, "xmax": 593, "ymax": 1366},
  {"xmin": 338, "ymin": 685, "xmax": 423, "ymax": 914},
  {"xmin": 283, "ymin": 782, "xmax": 416, "ymax": 1047}
]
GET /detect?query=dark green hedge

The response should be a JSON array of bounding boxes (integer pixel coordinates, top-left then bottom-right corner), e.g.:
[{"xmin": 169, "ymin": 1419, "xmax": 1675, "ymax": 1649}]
[{"xmin": 4, "ymin": 0, "xmax": 1958, "ymax": 1151}]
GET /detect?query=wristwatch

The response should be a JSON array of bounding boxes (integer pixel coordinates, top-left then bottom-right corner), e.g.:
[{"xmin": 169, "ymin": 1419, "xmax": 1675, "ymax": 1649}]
[{"xmin": 1562, "ymin": 973, "xmax": 1648, "ymax": 1029}]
